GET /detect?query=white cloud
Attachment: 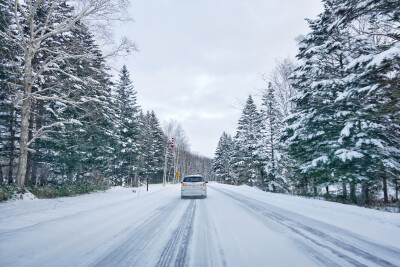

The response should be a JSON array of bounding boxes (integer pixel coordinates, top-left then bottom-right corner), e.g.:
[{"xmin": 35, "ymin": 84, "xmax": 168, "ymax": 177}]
[{"xmin": 115, "ymin": 0, "xmax": 323, "ymax": 157}]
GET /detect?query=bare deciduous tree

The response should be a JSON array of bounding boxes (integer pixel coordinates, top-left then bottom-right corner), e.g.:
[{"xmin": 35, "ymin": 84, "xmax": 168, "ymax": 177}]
[
  {"xmin": 267, "ymin": 57, "xmax": 297, "ymax": 118},
  {"xmin": 162, "ymin": 120, "xmax": 191, "ymax": 183}
]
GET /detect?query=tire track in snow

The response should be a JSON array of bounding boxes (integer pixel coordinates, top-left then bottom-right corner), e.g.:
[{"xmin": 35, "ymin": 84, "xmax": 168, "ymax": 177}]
[
  {"xmin": 90, "ymin": 198, "xmax": 182, "ymax": 267},
  {"xmin": 212, "ymin": 186, "xmax": 398, "ymax": 267},
  {"xmin": 192, "ymin": 198, "xmax": 227, "ymax": 267},
  {"xmin": 157, "ymin": 199, "xmax": 196, "ymax": 267}
]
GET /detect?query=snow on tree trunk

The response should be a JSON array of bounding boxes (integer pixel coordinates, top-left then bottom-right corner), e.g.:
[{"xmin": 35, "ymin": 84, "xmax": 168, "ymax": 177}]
[{"xmin": 16, "ymin": 52, "xmax": 34, "ymax": 191}]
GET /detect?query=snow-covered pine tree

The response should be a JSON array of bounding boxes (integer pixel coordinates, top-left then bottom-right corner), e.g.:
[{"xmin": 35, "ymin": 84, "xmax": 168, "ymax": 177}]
[
  {"xmin": 24, "ymin": 1, "xmax": 79, "ymax": 186},
  {"xmin": 0, "ymin": 0, "xmax": 20, "ymax": 184},
  {"xmin": 135, "ymin": 111, "xmax": 165, "ymax": 183},
  {"xmin": 231, "ymin": 95, "xmax": 267, "ymax": 186},
  {"xmin": 70, "ymin": 25, "xmax": 117, "ymax": 183},
  {"xmin": 283, "ymin": 0, "xmax": 399, "ymax": 203},
  {"xmin": 261, "ymin": 82, "xmax": 286, "ymax": 192},
  {"xmin": 147, "ymin": 111, "xmax": 165, "ymax": 181},
  {"xmin": 212, "ymin": 132, "xmax": 234, "ymax": 184},
  {"xmin": 328, "ymin": 0, "xmax": 400, "ymax": 203},
  {"xmin": 282, "ymin": 1, "xmax": 349, "ymax": 196},
  {"xmin": 114, "ymin": 65, "xmax": 140, "ymax": 184},
  {"xmin": 8, "ymin": 0, "xmax": 133, "ymax": 191},
  {"xmin": 134, "ymin": 111, "xmax": 147, "ymax": 182},
  {"xmin": 30, "ymin": 5, "xmax": 117, "ymax": 186}
]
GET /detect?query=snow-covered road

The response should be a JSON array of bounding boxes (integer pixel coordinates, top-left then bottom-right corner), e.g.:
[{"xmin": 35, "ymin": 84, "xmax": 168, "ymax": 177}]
[{"xmin": 1, "ymin": 183, "xmax": 399, "ymax": 266}]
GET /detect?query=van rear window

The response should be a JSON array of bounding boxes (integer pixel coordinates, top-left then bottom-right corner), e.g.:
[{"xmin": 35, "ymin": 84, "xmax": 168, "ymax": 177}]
[{"xmin": 183, "ymin": 177, "xmax": 203, "ymax": 182}]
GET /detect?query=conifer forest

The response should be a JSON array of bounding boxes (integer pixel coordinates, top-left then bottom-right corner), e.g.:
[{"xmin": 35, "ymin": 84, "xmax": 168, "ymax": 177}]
[
  {"xmin": 212, "ymin": 1, "xmax": 399, "ymax": 206},
  {"xmin": 0, "ymin": 0, "xmax": 212, "ymax": 199}
]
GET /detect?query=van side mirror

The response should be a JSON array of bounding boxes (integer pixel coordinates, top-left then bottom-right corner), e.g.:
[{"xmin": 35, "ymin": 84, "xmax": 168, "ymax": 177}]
[{"xmin": 206, "ymin": 181, "xmax": 208, "ymax": 183}]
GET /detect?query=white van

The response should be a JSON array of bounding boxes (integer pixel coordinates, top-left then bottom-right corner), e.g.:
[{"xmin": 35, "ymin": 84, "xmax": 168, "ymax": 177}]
[{"xmin": 181, "ymin": 175, "xmax": 207, "ymax": 199}]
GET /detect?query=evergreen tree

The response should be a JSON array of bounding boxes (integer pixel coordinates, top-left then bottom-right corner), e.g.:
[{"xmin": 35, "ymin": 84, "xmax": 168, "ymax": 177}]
[
  {"xmin": 0, "ymin": 0, "xmax": 21, "ymax": 184},
  {"xmin": 231, "ymin": 95, "xmax": 267, "ymax": 186},
  {"xmin": 30, "ymin": 4, "xmax": 117, "ymax": 186},
  {"xmin": 27, "ymin": 1, "xmax": 82, "ymax": 185},
  {"xmin": 212, "ymin": 132, "xmax": 234, "ymax": 184},
  {"xmin": 282, "ymin": 1, "xmax": 349, "ymax": 196},
  {"xmin": 114, "ymin": 65, "xmax": 140, "ymax": 184},
  {"xmin": 283, "ymin": 0, "xmax": 399, "ymax": 202},
  {"xmin": 330, "ymin": 0, "xmax": 400, "ymax": 203},
  {"xmin": 261, "ymin": 82, "xmax": 286, "ymax": 191},
  {"xmin": 144, "ymin": 111, "xmax": 165, "ymax": 181}
]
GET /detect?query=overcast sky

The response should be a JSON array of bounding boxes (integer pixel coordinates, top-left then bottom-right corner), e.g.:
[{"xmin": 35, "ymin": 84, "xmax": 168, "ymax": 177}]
[{"xmin": 116, "ymin": 0, "xmax": 323, "ymax": 158}]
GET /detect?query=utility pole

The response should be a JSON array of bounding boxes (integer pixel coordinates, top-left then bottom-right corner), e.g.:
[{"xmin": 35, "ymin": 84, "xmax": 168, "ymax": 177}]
[
  {"xmin": 170, "ymin": 138, "xmax": 175, "ymax": 184},
  {"xmin": 163, "ymin": 137, "xmax": 174, "ymax": 186}
]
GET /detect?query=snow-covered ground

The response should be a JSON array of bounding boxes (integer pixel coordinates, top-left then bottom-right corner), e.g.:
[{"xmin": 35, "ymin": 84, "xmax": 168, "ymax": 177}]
[{"xmin": 0, "ymin": 183, "xmax": 399, "ymax": 266}]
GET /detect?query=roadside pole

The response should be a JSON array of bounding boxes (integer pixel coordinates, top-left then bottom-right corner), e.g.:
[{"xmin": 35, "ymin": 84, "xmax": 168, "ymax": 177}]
[{"xmin": 164, "ymin": 137, "xmax": 175, "ymax": 185}]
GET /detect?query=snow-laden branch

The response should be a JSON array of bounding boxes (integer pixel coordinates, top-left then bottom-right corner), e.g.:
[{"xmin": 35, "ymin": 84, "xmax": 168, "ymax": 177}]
[
  {"xmin": 35, "ymin": 1, "xmax": 57, "ymax": 38},
  {"xmin": 32, "ymin": 53, "xmax": 95, "ymax": 85},
  {"xmin": 14, "ymin": 0, "xmax": 27, "ymax": 51},
  {"xmin": 26, "ymin": 120, "xmax": 74, "ymax": 149},
  {"xmin": 36, "ymin": 4, "xmax": 94, "ymax": 44}
]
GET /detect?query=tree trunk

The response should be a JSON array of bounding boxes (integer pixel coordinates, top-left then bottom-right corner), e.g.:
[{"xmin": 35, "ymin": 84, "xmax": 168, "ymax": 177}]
[
  {"xmin": 303, "ymin": 177, "xmax": 308, "ymax": 195},
  {"xmin": 0, "ymin": 164, "xmax": 3, "ymax": 183},
  {"xmin": 16, "ymin": 52, "xmax": 34, "ymax": 192},
  {"xmin": 25, "ymin": 107, "xmax": 35, "ymax": 186},
  {"xmin": 361, "ymin": 181, "xmax": 369, "ymax": 205},
  {"xmin": 325, "ymin": 185, "xmax": 329, "ymax": 196},
  {"xmin": 342, "ymin": 182, "xmax": 347, "ymax": 198},
  {"xmin": 383, "ymin": 176, "xmax": 388, "ymax": 204},
  {"xmin": 350, "ymin": 181, "xmax": 356, "ymax": 204},
  {"xmin": 395, "ymin": 179, "xmax": 399, "ymax": 202},
  {"xmin": 162, "ymin": 144, "xmax": 169, "ymax": 186},
  {"xmin": 270, "ymin": 120, "xmax": 275, "ymax": 182},
  {"xmin": 8, "ymin": 104, "xmax": 15, "ymax": 184},
  {"xmin": 16, "ymin": 99, "xmax": 31, "ymax": 191},
  {"xmin": 312, "ymin": 177, "xmax": 317, "ymax": 197}
]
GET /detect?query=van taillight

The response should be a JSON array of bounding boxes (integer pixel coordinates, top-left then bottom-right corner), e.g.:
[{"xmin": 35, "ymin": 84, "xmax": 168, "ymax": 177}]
[{"xmin": 182, "ymin": 183, "xmax": 187, "ymax": 186}]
